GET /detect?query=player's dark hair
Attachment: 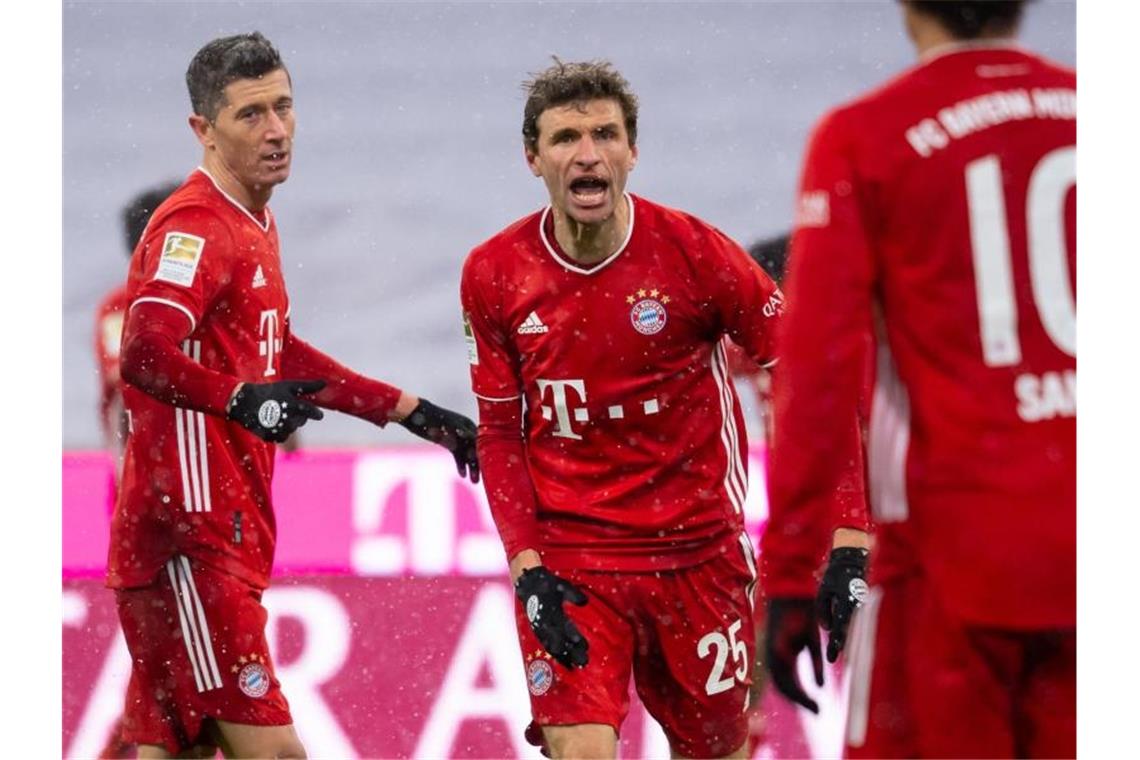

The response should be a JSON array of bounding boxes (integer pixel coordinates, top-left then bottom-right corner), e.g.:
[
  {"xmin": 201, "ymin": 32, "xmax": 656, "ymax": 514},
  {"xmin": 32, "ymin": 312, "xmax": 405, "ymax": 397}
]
[
  {"xmin": 121, "ymin": 181, "xmax": 180, "ymax": 254},
  {"xmin": 748, "ymin": 234, "xmax": 791, "ymax": 285},
  {"xmin": 522, "ymin": 58, "xmax": 639, "ymax": 153},
  {"xmin": 906, "ymin": 1, "xmax": 1027, "ymax": 40},
  {"xmin": 186, "ymin": 32, "xmax": 287, "ymax": 120}
]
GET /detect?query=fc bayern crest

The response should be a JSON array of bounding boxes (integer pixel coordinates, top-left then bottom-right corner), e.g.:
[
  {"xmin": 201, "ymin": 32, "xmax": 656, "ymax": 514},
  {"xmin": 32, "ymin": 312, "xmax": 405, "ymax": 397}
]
[
  {"xmin": 527, "ymin": 658, "xmax": 554, "ymax": 696},
  {"xmin": 630, "ymin": 297, "xmax": 667, "ymax": 335},
  {"xmin": 238, "ymin": 662, "xmax": 271, "ymax": 699}
]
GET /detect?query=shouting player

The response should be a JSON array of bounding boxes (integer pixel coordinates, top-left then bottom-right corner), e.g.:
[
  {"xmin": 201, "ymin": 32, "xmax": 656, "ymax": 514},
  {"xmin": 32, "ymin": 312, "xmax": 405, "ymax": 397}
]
[
  {"xmin": 461, "ymin": 59, "xmax": 858, "ymax": 760},
  {"xmin": 762, "ymin": 1, "xmax": 1075, "ymax": 756},
  {"xmin": 109, "ymin": 32, "xmax": 479, "ymax": 759}
]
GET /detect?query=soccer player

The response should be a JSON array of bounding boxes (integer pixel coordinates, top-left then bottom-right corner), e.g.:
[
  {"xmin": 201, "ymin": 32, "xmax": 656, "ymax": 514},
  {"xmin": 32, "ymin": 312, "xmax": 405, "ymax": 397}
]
[
  {"xmin": 109, "ymin": 32, "xmax": 480, "ymax": 759},
  {"xmin": 95, "ymin": 182, "xmax": 180, "ymax": 467},
  {"xmin": 762, "ymin": 1, "xmax": 1075, "ymax": 756},
  {"xmin": 461, "ymin": 59, "xmax": 824, "ymax": 760},
  {"xmin": 725, "ymin": 234, "xmax": 790, "ymax": 444},
  {"xmin": 723, "ymin": 234, "xmax": 789, "ymax": 754}
]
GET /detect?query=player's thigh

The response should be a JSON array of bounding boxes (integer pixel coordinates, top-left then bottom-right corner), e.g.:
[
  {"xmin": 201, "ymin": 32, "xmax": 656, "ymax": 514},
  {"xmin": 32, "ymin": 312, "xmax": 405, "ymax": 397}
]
[
  {"xmin": 634, "ymin": 539, "xmax": 756, "ymax": 760},
  {"xmin": 541, "ymin": 723, "xmax": 618, "ymax": 760},
  {"xmin": 907, "ymin": 581, "xmax": 1021, "ymax": 758},
  {"xmin": 210, "ymin": 719, "xmax": 306, "ymax": 759},
  {"xmin": 118, "ymin": 556, "xmax": 294, "ymax": 752},
  {"xmin": 1017, "ymin": 629, "xmax": 1076, "ymax": 758},
  {"xmin": 117, "ymin": 579, "xmax": 216, "ymax": 754},
  {"xmin": 513, "ymin": 568, "xmax": 635, "ymax": 733}
]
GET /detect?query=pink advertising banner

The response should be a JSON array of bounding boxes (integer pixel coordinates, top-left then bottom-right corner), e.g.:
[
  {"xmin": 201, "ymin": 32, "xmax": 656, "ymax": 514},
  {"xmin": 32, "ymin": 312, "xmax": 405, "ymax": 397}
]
[{"xmin": 63, "ymin": 447, "xmax": 772, "ymax": 578}]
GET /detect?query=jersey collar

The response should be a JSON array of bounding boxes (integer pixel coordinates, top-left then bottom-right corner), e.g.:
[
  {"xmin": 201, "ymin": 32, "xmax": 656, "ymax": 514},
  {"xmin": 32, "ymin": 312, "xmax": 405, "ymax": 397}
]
[
  {"xmin": 195, "ymin": 166, "xmax": 273, "ymax": 234},
  {"xmin": 539, "ymin": 192, "xmax": 635, "ymax": 276}
]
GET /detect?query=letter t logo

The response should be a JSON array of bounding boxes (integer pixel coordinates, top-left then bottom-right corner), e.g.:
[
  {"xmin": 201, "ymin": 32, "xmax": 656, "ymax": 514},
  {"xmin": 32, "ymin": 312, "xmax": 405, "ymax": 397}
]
[
  {"xmin": 259, "ymin": 309, "xmax": 281, "ymax": 376},
  {"xmin": 536, "ymin": 379, "xmax": 588, "ymax": 440}
]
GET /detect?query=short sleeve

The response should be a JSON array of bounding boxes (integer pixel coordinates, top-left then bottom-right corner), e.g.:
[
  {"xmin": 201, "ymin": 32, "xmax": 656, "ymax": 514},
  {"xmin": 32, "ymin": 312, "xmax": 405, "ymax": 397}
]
[
  {"xmin": 460, "ymin": 252, "xmax": 522, "ymax": 401},
  {"xmin": 129, "ymin": 206, "xmax": 235, "ymax": 332}
]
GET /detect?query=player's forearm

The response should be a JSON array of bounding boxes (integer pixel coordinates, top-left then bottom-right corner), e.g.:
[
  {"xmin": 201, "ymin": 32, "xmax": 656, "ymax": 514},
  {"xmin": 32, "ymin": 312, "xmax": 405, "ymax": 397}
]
[
  {"xmin": 280, "ymin": 331, "xmax": 404, "ymax": 425},
  {"xmin": 476, "ymin": 398, "xmax": 542, "ymax": 565},
  {"xmin": 119, "ymin": 304, "xmax": 240, "ymax": 416}
]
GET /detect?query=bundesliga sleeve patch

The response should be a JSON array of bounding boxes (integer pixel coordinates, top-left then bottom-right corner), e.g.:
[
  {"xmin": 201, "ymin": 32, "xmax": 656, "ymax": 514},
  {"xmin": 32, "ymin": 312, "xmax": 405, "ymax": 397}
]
[
  {"xmin": 463, "ymin": 312, "xmax": 479, "ymax": 365},
  {"xmin": 154, "ymin": 231, "xmax": 206, "ymax": 287}
]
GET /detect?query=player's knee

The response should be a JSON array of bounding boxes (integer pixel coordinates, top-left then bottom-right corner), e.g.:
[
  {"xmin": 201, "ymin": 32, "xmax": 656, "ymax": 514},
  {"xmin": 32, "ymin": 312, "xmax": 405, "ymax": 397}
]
[
  {"xmin": 549, "ymin": 737, "xmax": 613, "ymax": 760},
  {"xmin": 544, "ymin": 724, "xmax": 616, "ymax": 760},
  {"xmin": 275, "ymin": 739, "xmax": 307, "ymax": 759},
  {"xmin": 254, "ymin": 735, "xmax": 306, "ymax": 759}
]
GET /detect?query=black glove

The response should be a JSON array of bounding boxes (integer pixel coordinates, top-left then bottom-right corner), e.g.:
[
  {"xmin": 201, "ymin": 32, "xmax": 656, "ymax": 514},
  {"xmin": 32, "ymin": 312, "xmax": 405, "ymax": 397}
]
[
  {"xmin": 398, "ymin": 398, "xmax": 480, "ymax": 483},
  {"xmin": 226, "ymin": 379, "xmax": 326, "ymax": 443},
  {"xmin": 765, "ymin": 597, "xmax": 824, "ymax": 714},
  {"xmin": 515, "ymin": 567, "xmax": 589, "ymax": 669},
  {"xmin": 816, "ymin": 546, "xmax": 869, "ymax": 662}
]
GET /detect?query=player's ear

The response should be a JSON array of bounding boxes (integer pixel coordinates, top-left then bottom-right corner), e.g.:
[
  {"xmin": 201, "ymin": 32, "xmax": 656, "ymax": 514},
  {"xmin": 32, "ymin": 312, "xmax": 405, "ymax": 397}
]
[
  {"xmin": 189, "ymin": 113, "xmax": 214, "ymax": 150},
  {"xmin": 524, "ymin": 145, "xmax": 543, "ymax": 178},
  {"xmin": 627, "ymin": 142, "xmax": 638, "ymax": 172}
]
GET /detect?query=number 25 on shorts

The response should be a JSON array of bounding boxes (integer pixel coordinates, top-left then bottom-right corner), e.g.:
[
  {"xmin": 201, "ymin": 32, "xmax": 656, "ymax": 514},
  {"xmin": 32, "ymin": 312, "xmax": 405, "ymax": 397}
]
[{"xmin": 698, "ymin": 618, "xmax": 748, "ymax": 695}]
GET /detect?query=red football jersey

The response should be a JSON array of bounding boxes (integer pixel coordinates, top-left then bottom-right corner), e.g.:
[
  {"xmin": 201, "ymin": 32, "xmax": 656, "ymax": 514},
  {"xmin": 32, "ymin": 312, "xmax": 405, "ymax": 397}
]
[
  {"xmin": 109, "ymin": 168, "xmax": 291, "ymax": 590},
  {"xmin": 766, "ymin": 44, "xmax": 1075, "ymax": 627},
  {"xmin": 461, "ymin": 194, "xmax": 783, "ymax": 572}
]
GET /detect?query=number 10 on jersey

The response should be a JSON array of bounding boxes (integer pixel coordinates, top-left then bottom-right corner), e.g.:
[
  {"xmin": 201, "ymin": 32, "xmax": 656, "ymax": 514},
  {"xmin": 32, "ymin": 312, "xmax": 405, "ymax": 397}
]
[{"xmin": 965, "ymin": 146, "xmax": 1076, "ymax": 367}]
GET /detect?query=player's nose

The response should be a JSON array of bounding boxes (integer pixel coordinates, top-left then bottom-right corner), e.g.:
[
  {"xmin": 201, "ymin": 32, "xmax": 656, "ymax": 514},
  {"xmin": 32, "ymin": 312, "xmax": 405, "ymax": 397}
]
[
  {"xmin": 263, "ymin": 110, "xmax": 290, "ymax": 141},
  {"xmin": 574, "ymin": 135, "xmax": 601, "ymax": 165}
]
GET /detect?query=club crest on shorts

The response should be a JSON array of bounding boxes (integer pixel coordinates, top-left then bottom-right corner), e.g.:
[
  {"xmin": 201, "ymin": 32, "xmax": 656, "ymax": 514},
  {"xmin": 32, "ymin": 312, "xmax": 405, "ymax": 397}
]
[
  {"xmin": 626, "ymin": 288, "xmax": 670, "ymax": 335},
  {"xmin": 232, "ymin": 653, "xmax": 271, "ymax": 699},
  {"xmin": 525, "ymin": 649, "xmax": 555, "ymax": 696}
]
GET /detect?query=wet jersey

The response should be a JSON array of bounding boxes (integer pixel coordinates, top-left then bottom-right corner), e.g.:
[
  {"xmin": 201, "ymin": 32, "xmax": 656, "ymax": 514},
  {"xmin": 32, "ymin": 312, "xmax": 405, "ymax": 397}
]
[
  {"xmin": 462, "ymin": 194, "xmax": 784, "ymax": 571},
  {"xmin": 109, "ymin": 168, "xmax": 291, "ymax": 589}
]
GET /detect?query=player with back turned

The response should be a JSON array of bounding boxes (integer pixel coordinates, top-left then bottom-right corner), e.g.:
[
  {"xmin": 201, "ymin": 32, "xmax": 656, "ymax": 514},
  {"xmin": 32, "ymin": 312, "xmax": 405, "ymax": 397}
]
[
  {"xmin": 110, "ymin": 32, "xmax": 479, "ymax": 759},
  {"xmin": 762, "ymin": 2, "xmax": 1075, "ymax": 756},
  {"xmin": 460, "ymin": 59, "xmax": 864, "ymax": 760}
]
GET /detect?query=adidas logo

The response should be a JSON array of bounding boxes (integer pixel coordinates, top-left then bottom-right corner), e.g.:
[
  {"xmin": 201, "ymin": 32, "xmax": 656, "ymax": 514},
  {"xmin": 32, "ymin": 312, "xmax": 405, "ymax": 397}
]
[
  {"xmin": 517, "ymin": 311, "xmax": 549, "ymax": 335},
  {"xmin": 252, "ymin": 264, "xmax": 267, "ymax": 289}
]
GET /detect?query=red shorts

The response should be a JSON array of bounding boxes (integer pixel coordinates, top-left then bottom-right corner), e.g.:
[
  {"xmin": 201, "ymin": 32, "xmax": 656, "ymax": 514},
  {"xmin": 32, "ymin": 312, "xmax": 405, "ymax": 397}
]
[
  {"xmin": 115, "ymin": 555, "xmax": 292, "ymax": 753},
  {"xmin": 844, "ymin": 573, "xmax": 1075, "ymax": 759},
  {"xmin": 516, "ymin": 534, "xmax": 758, "ymax": 759}
]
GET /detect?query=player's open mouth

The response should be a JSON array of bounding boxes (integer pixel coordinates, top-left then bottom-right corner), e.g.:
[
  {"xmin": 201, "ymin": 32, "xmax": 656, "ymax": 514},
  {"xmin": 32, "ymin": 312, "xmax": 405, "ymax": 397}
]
[
  {"xmin": 263, "ymin": 151, "xmax": 288, "ymax": 164},
  {"xmin": 569, "ymin": 177, "xmax": 609, "ymax": 206}
]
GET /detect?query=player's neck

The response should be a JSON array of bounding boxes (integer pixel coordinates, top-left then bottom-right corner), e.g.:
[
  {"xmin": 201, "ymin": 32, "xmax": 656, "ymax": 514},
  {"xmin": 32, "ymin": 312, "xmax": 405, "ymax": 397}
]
[
  {"xmin": 907, "ymin": 13, "xmax": 1015, "ymax": 59},
  {"xmin": 551, "ymin": 196, "xmax": 631, "ymax": 265},
  {"xmin": 201, "ymin": 154, "xmax": 273, "ymax": 213}
]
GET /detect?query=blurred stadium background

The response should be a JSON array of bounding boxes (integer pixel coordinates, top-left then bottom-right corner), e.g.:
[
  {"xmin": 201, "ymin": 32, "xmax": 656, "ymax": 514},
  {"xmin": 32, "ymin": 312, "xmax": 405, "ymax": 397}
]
[
  {"xmin": 64, "ymin": 0, "xmax": 1075, "ymax": 448},
  {"xmin": 62, "ymin": 2, "xmax": 1075, "ymax": 758}
]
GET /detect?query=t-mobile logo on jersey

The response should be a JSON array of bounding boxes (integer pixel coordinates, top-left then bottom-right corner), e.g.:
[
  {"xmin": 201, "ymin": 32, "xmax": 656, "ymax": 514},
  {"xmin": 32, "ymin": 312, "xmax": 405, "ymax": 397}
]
[
  {"xmin": 536, "ymin": 379, "xmax": 659, "ymax": 440},
  {"xmin": 259, "ymin": 309, "xmax": 283, "ymax": 376}
]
